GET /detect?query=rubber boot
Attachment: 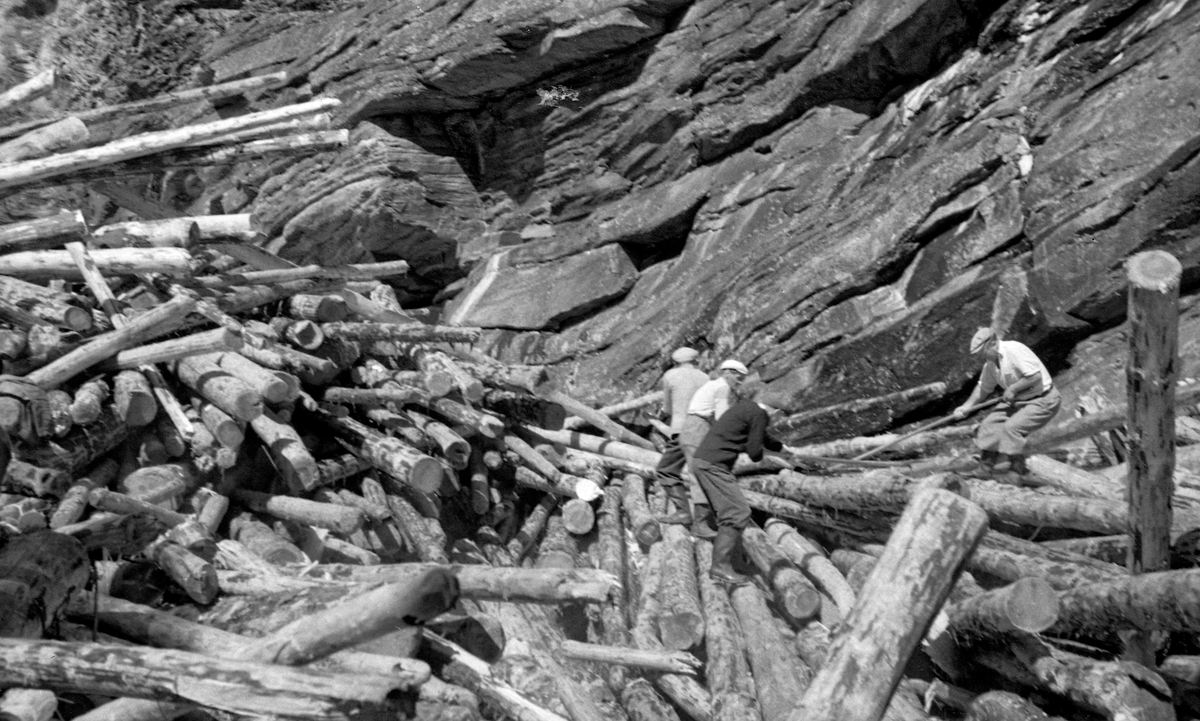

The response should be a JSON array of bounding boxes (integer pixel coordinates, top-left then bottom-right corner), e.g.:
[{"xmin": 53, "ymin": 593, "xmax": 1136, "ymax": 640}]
[
  {"xmin": 1008, "ymin": 454, "xmax": 1030, "ymax": 477},
  {"xmin": 657, "ymin": 485, "xmax": 692, "ymax": 525},
  {"xmin": 709, "ymin": 527, "xmax": 750, "ymax": 586},
  {"xmin": 974, "ymin": 450, "xmax": 1001, "ymax": 477},
  {"xmin": 690, "ymin": 503, "xmax": 718, "ymax": 540}
]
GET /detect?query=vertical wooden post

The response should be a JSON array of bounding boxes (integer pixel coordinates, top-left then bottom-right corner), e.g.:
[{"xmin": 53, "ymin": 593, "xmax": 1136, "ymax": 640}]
[
  {"xmin": 787, "ymin": 489, "xmax": 988, "ymax": 721},
  {"xmin": 1124, "ymin": 249, "xmax": 1182, "ymax": 665}
]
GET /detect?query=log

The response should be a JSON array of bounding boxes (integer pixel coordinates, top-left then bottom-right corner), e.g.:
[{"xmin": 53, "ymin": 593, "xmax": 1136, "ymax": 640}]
[
  {"xmin": 228, "ymin": 512, "xmax": 308, "ymax": 566},
  {"xmin": 424, "ymin": 633, "xmax": 570, "ymax": 721},
  {"xmin": 113, "ymin": 369, "xmax": 157, "ymax": 426},
  {"xmin": 729, "ymin": 580, "xmax": 813, "ymax": 721},
  {"xmin": 786, "ymin": 424, "xmax": 975, "ymax": 460},
  {"xmin": 196, "ymin": 398, "xmax": 243, "ymax": 449},
  {"xmin": 0, "ymin": 530, "xmax": 90, "ymax": 637},
  {"xmin": 319, "ymin": 321, "xmax": 479, "ymax": 344},
  {"xmin": 1125, "ymin": 250, "xmax": 1182, "ymax": 664},
  {"xmin": 172, "ymin": 354, "xmax": 263, "ymax": 422},
  {"xmin": 535, "ymin": 512, "xmax": 576, "ymax": 569},
  {"xmin": 0, "ymin": 117, "xmax": 89, "ymax": 163},
  {"xmin": 248, "ymin": 411, "xmax": 320, "ymax": 493},
  {"xmin": 522, "ymin": 426, "xmax": 661, "ymax": 467},
  {"xmin": 0, "ymin": 97, "xmax": 339, "ymax": 192},
  {"xmin": 24, "ymin": 295, "xmax": 194, "ymax": 389},
  {"xmin": 974, "ymin": 634, "xmax": 1174, "ymax": 721},
  {"xmin": 1024, "ymin": 383, "xmax": 1200, "ymax": 455},
  {"xmin": 742, "ymin": 525, "xmax": 822, "ymax": 626},
  {"xmin": 963, "ymin": 691, "xmax": 1053, "ymax": 721},
  {"xmin": 0, "ymin": 279, "xmax": 90, "ymax": 333},
  {"xmin": 558, "ymin": 641, "xmax": 700, "ymax": 675},
  {"xmin": 945, "ymin": 577, "xmax": 1061, "ymax": 640},
  {"xmin": 15, "ymin": 407, "xmax": 126, "ymax": 474},
  {"xmin": 269, "ymin": 317, "xmax": 323, "ymax": 350},
  {"xmin": 788, "ymin": 489, "xmax": 989, "ymax": 721},
  {"xmin": 289, "ymin": 293, "xmax": 349, "ymax": 322},
  {"xmin": 48, "ymin": 458, "xmax": 119, "ymax": 528},
  {"xmin": 543, "ymin": 390, "xmax": 655, "ymax": 451},
  {"xmin": 317, "ymin": 414, "xmax": 444, "ymax": 493},
  {"xmin": 481, "ymin": 387, "xmax": 567, "ymax": 430},
  {"xmin": 764, "ymin": 518, "xmax": 857, "ymax": 617},
  {"xmin": 0, "ymin": 211, "xmax": 89, "ymax": 254},
  {"xmin": 970, "ymin": 531, "xmax": 1124, "ymax": 590},
  {"xmin": 405, "ymin": 408, "xmax": 470, "ymax": 469},
  {"xmin": 95, "ymin": 328, "xmax": 242, "ymax": 371},
  {"xmin": 657, "ymin": 523, "xmax": 705, "ymax": 651},
  {"xmin": 562, "ymin": 497, "xmax": 596, "ymax": 535},
  {"xmin": 146, "ymin": 538, "xmax": 218, "ymax": 604},
  {"xmin": 630, "ymin": 538, "xmax": 713, "ymax": 721},
  {"xmin": 0, "ymin": 330, "xmax": 25, "ymax": 359},
  {"xmin": 772, "ymin": 382, "xmax": 948, "ymax": 442},
  {"xmin": 193, "ymin": 260, "xmax": 410, "ymax": 289},
  {"xmin": 0, "ymin": 638, "xmax": 409, "ymax": 720},
  {"xmin": 299, "ymin": 563, "xmax": 616, "ymax": 604},
  {"xmin": 453, "ymin": 357, "xmax": 550, "ymax": 395},
  {"xmin": 91, "ymin": 214, "xmax": 257, "ymax": 248},
  {"xmin": 0, "ymin": 687, "xmax": 57, "ymax": 721},
  {"xmin": 694, "ymin": 540, "xmax": 758, "ymax": 721},
  {"xmin": 620, "ymin": 472, "xmax": 661, "ymax": 546},
  {"xmin": 0, "ymin": 71, "xmax": 289, "ymax": 140},
  {"xmin": 0, "ymin": 247, "xmax": 192, "ymax": 280},
  {"xmin": 0, "ymin": 68, "xmax": 55, "ymax": 114},
  {"xmin": 231, "ymin": 489, "xmax": 364, "ymax": 535},
  {"xmin": 507, "ymin": 494, "xmax": 558, "ymax": 563},
  {"xmin": 562, "ymin": 390, "xmax": 664, "ymax": 430}
]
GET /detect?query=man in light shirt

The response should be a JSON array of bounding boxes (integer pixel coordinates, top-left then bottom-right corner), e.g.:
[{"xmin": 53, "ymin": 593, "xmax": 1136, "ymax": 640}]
[
  {"xmin": 953, "ymin": 327, "xmax": 1061, "ymax": 478},
  {"xmin": 653, "ymin": 347, "xmax": 711, "ymax": 525},
  {"xmin": 677, "ymin": 359, "xmax": 748, "ymax": 537}
]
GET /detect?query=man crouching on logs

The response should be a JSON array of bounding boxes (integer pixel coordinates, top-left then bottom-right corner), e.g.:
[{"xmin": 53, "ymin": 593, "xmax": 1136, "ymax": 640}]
[
  {"xmin": 952, "ymin": 327, "xmax": 1061, "ymax": 480},
  {"xmin": 688, "ymin": 371, "xmax": 782, "ymax": 586}
]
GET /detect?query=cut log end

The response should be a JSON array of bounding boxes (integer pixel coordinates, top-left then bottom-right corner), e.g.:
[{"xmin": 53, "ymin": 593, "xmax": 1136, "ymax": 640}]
[
  {"xmin": 1127, "ymin": 250, "xmax": 1183, "ymax": 292},
  {"xmin": 410, "ymin": 457, "xmax": 449, "ymax": 494},
  {"xmin": 1004, "ymin": 577, "xmax": 1060, "ymax": 633}
]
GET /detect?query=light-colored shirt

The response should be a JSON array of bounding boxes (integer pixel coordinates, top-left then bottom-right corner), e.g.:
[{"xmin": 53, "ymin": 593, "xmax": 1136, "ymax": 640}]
[
  {"xmin": 982, "ymin": 340, "xmax": 1052, "ymax": 399},
  {"xmin": 661, "ymin": 365, "xmax": 710, "ymax": 434},
  {"xmin": 687, "ymin": 377, "xmax": 733, "ymax": 422}
]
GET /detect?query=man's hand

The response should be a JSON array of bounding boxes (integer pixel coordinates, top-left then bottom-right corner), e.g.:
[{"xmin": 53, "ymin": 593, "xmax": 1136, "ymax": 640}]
[
  {"xmin": 951, "ymin": 407, "xmax": 968, "ymax": 421},
  {"xmin": 1001, "ymin": 388, "xmax": 1017, "ymax": 404}
]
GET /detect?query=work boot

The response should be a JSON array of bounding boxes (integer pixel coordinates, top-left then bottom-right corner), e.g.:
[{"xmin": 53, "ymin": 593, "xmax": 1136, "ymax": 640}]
[
  {"xmin": 709, "ymin": 527, "xmax": 750, "ymax": 586},
  {"xmin": 972, "ymin": 450, "xmax": 1001, "ymax": 477},
  {"xmin": 691, "ymin": 503, "xmax": 718, "ymax": 540},
  {"xmin": 1008, "ymin": 454, "xmax": 1030, "ymax": 477},
  {"xmin": 656, "ymin": 485, "xmax": 692, "ymax": 525}
]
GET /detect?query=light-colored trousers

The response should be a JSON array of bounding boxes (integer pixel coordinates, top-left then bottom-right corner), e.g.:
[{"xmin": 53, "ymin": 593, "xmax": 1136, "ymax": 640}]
[{"xmin": 976, "ymin": 387, "xmax": 1061, "ymax": 455}]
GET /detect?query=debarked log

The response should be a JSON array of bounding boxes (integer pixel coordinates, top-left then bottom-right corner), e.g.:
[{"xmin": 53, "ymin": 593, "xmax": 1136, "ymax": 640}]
[
  {"xmin": 0, "ymin": 211, "xmax": 89, "ymax": 254},
  {"xmin": 298, "ymin": 563, "xmax": 617, "ymax": 604},
  {"xmin": 0, "ymin": 638, "xmax": 412, "ymax": 721},
  {"xmin": 0, "ymin": 248, "xmax": 192, "ymax": 280},
  {"xmin": 558, "ymin": 641, "xmax": 700, "ymax": 675}
]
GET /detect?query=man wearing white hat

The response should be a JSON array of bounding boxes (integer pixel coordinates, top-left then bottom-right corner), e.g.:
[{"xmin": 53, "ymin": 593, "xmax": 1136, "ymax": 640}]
[
  {"xmin": 674, "ymin": 358, "xmax": 749, "ymax": 537},
  {"xmin": 653, "ymin": 347, "xmax": 711, "ymax": 525},
  {"xmin": 952, "ymin": 327, "xmax": 1060, "ymax": 478}
]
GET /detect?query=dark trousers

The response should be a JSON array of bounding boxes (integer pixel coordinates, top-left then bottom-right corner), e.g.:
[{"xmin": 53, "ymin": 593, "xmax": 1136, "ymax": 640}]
[
  {"xmin": 689, "ymin": 458, "xmax": 751, "ymax": 530},
  {"xmin": 654, "ymin": 435, "xmax": 688, "ymax": 490}
]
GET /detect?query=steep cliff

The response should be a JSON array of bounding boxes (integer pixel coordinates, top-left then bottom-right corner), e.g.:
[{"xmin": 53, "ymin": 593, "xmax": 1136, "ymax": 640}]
[{"xmin": 3, "ymin": 0, "xmax": 1198, "ymax": 442}]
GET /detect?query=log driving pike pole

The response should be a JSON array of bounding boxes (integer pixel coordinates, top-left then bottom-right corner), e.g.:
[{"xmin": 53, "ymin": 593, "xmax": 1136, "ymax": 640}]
[{"xmin": 851, "ymin": 397, "xmax": 1001, "ymax": 461}]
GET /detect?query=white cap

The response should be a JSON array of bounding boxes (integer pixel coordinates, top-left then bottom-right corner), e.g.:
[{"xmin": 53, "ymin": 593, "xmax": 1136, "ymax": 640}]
[
  {"xmin": 718, "ymin": 359, "xmax": 749, "ymax": 375},
  {"xmin": 970, "ymin": 327, "xmax": 996, "ymax": 354},
  {"xmin": 671, "ymin": 347, "xmax": 699, "ymax": 364}
]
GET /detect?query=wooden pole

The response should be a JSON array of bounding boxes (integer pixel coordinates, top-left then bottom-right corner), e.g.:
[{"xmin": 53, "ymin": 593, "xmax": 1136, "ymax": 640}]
[
  {"xmin": 0, "ymin": 247, "xmax": 192, "ymax": 279},
  {"xmin": 0, "ymin": 211, "xmax": 89, "ymax": 254},
  {"xmin": 0, "ymin": 117, "xmax": 89, "ymax": 163},
  {"xmin": 543, "ymin": 390, "xmax": 656, "ymax": 451},
  {"xmin": 1125, "ymin": 250, "xmax": 1182, "ymax": 665},
  {"xmin": 788, "ymin": 489, "xmax": 989, "ymax": 721},
  {"xmin": 0, "ymin": 69, "xmax": 55, "ymax": 115},
  {"xmin": 0, "ymin": 97, "xmax": 340, "ymax": 191}
]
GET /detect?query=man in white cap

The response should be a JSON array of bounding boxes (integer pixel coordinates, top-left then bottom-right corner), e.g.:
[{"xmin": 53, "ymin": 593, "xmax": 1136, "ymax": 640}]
[
  {"xmin": 675, "ymin": 358, "xmax": 749, "ymax": 537},
  {"xmin": 952, "ymin": 327, "xmax": 1061, "ymax": 478},
  {"xmin": 653, "ymin": 347, "xmax": 711, "ymax": 525}
]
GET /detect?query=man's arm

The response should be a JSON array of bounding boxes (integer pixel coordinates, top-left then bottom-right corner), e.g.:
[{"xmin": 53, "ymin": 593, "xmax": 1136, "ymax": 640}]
[
  {"xmin": 744, "ymin": 408, "xmax": 777, "ymax": 461},
  {"xmin": 1002, "ymin": 372, "xmax": 1040, "ymax": 402},
  {"xmin": 953, "ymin": 366, "xmax": 998, "ymax": 419}
]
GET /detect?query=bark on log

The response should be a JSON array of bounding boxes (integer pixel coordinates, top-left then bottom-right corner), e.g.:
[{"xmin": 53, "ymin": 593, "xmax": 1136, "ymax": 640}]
[
  {"xmin": 0, "ymin": 247, "xmax": 191, "ymax": 279},
  {"xmin": 970, "ymin": 532, "xmax": 1124, "ymax": 590},
  {"xmin": 453, "ymin": 357, "xmax": 550, "ymax": 395},
  {"xmin": 559, "ymin": 640, "xmax": 700, "ymax": 675},
  {"xmin": 113, "ymin": 369, "xmax": 157, "ymax": 426},
  {"xmin": 248, "ymin": 411, "xmax": 320, "ymax": 493},
  {"xmin": 743, "ymin": 469, "xmax": 951, "ymax": 513},
  {"xmin": 0, "ymin": 638, "xmax": 410, "ymax": 721},
  {"xmin": 694, "ymin": 540, "xmax": 760, "ymax": 721},
  {"xmin": 0, "ymin": 68, "xmax": 55, "ymax": 115},
  {"xmin": 172, "ymin": 354, "xmax": 263, "ymax": 422},
  {"xmin": 773, "ymin": 382, "xmax": 947, "ymax": 441},
  {"xmin": 0, "ymin": 117, "xmax": 88, "ymax": 164},
  {"xmin": 1125, "ymin": 250, "xmax": 1182, "ymax": 665},
  {"xmin": 15, "ymin": 407, "xmax": 126, "ymax": 474},
  {"xmin": 974, "ymin": 634, "xmax": 1175, "ymax": 721},
  {"xmin": 763, "ymin": 518, "xmax": 857, "ymax": 617},
  {"xmin": 25, "ymin": 295, "xmax": 194, "ymax": 389},
  {"xmin": 0, "ymin": 97, "xmax": 339, "ymax": 191},
  {"xmin": 620, "ymin": 472, "xmax": 661, "ymax": 546},
  {"xmin": 522, "ymin": 426, "xmax": 661, "ymax": 467},
  {"xmin": 630, "ymin": 537, "xmax": 713, "ymax": 721},
  {"xmin": 1025, "ymin": 384, "xmax": 1200, "ymax": 456},
  {"xmin": 945, "ymin": 577, "xmax": 1061, "ymax": 640},
  {"xmin": 481, "ymin": 388, "xmax": 566, "ymax": 430},
  {"xmin": 730, "ymin": 580, "xmax": 813, "ymax": 721},
  {"xmin": 299, "ymin": 563, "xmax": 616, "ymax": 604},
  {"xmin": 657, "ymin": 523, "xmax": 705, "ymax": 651},
  {"xmin": 562, "ymin": 390, "xmax": 664, "ymax": 430},
  {"xmin": 1047, "ymin": 567, "xmax": 1200, "ymax": 640},
  {"xmin": 788, "ymin": 489, "xmax": 989, "ymax": 721},
  {"xmin": 0, "ymin": 211, "xmax": 89, "ymax": 255},
  {"xmin": 424, "ymin": 633, "xmax": 569, "ymax": 721},
  {"xmin": 543, "ymin": 390, "xmax": 655, "ymax": 451},
  {"xmin": 535, "ymin": 512, "xmax": 576, "ymax": 569},
  {"xmin": 318, "ymin": 414, "xmax": 444, "ymax": 493},
  {"xmin": 232, "ymin": 489, "xmax": 364, "ymax": 535},
  {"xmin": 289, "ymin": 293, "xmax": 349, "ymax": 323},
  {"xmin": 742, "ymin": 525, "xmax": 822, "ymax": 626}
]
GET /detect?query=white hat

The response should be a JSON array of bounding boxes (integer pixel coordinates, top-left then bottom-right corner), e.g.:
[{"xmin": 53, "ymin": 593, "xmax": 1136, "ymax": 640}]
[
  {"xmin": 718, "ymin": 359, "xmax": 749, "ymax": 375},
  {"xmin": 671, "ymin": 347, "xmax": 699, "ymax": 364},
  {"xmin": 970, "ymin": 327, "xmax": 996, "ymax": 354}
]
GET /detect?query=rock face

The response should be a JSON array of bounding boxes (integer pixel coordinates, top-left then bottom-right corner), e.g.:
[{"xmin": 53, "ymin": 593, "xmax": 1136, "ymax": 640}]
[{"xmin": 5, "ymin": 0, "xmax": 1200, "ymax": 441}]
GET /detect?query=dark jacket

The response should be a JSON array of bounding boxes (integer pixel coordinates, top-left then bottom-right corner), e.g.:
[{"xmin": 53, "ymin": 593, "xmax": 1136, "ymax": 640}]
[{"xmin": 693, "ymin": 399, "xmax": 782, "ymax": 469}]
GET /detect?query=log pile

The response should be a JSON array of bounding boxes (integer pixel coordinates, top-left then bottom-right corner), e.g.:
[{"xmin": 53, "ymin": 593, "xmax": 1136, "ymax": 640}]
[{"xmin": 1, "ymin": 79, "xmax": 1199, "ymax": 721}]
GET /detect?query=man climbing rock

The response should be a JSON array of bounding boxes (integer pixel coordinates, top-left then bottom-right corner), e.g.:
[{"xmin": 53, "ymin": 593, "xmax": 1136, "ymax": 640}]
[
  {"xmin": 953, "ymin": 327, "xmax": 1061, "ymax": 479},
  {"xmin": 689, "ymin": 377, "xmax": 782, "ymax": 586},
  {"xmin": 676, "ymin": 358, "xmax": 748, "ymax": 538},
  {"xmin": 653, "ymin": 347, "xmax": 710, "ymax": 526}
]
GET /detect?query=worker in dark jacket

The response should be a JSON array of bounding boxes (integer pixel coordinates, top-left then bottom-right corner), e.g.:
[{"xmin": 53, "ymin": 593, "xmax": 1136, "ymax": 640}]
[{"xmin": 689, "ymin": 383, "xmax": 782, "ymax": 586}]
